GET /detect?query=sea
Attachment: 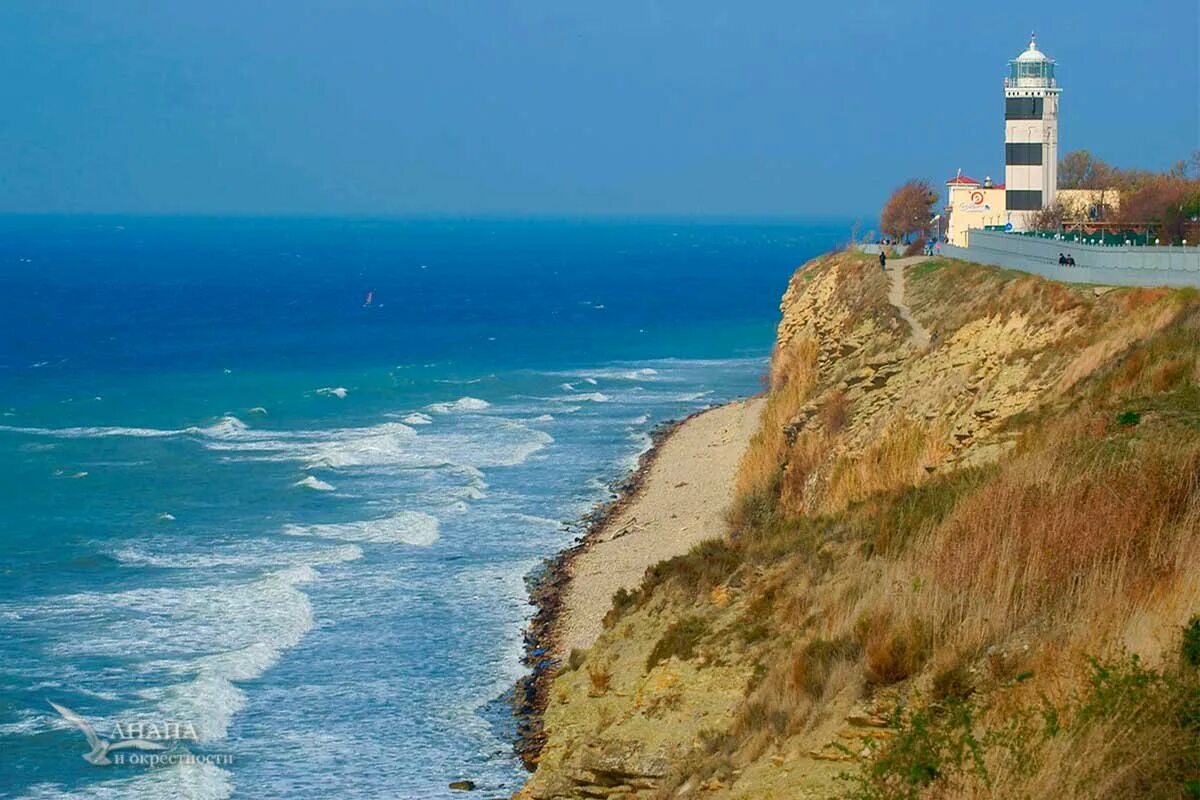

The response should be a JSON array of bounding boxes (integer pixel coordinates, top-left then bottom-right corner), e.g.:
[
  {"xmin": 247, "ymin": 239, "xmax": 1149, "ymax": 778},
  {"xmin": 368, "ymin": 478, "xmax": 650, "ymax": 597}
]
[{"xmin": 0, "ymin": 217, "xmax": 844, "ymax": 799}]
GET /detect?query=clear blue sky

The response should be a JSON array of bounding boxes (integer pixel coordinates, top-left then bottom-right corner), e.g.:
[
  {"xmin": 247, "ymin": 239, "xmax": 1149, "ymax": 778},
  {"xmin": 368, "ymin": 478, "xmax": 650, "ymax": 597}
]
[{"xmin": 1, "ymin": 1, "xmax": 1196, "ymax": 217}]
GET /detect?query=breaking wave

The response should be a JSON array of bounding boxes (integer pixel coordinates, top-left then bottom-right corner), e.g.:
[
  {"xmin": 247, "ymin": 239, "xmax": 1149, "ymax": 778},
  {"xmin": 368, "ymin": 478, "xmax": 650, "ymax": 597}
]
[
  {"xmin": 426, "ymin": 396, "xmax": 491, "ymax": 414},
  {"xmin": 282, "ymin": 510, "xmax": 440, "ymax": 546},
  {"xmin": 295, "ymin": 475, "xmax": 336, "ymax": 492}
]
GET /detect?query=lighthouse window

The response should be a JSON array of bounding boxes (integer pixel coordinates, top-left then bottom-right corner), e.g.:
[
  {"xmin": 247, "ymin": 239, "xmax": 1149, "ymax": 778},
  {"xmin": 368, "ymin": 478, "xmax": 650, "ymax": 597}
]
[
  {"xmin": 1005, "ymin": 97, "xmax": 1043, "ymax": 120},
  {"xmin": 1006, "ymin": 189, "xmax": 1043, "ymax": 211},
  {"xmin": 1005, "ymin": 143, "xmax": 1043, "ymax": 166}
]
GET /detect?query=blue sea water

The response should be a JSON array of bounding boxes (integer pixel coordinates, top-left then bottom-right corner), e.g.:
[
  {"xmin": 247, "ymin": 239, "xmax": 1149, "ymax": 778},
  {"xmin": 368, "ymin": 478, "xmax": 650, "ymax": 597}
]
[{"xmin": 0, "ymin": 217, "xmax": 843, "ymax": 799}]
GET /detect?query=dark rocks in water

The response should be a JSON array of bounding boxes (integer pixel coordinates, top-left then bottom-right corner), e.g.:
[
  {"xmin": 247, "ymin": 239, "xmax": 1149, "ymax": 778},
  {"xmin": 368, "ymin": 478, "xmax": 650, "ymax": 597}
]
[{"xmin": 448, "ymin": 779, "xmax": 476, "ymax": 791}]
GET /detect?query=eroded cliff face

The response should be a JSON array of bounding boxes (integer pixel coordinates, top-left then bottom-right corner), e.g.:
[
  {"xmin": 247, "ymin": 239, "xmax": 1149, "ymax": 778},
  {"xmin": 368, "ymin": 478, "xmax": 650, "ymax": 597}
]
[{"xmin": 518, "ymin": 252, "xmax": 1200, "ymax": 800}]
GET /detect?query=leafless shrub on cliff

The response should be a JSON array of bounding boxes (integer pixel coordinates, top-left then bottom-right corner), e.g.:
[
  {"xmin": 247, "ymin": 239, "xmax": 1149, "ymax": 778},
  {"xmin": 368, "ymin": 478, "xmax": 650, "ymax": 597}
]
[{"xmin": 586, "ymin": 664, "xmax": 611, "ymax": 695}]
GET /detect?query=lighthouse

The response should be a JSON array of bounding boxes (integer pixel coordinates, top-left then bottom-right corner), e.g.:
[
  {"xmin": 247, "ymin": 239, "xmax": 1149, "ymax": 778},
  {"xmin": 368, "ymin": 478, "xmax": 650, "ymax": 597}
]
[{"xmin": 1004, "ymin": 34, "xmax": 1060, "ymax": 229}]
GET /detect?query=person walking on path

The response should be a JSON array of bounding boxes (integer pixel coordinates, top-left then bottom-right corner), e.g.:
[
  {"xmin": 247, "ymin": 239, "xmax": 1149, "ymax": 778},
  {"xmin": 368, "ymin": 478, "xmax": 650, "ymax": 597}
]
[{"xmin": 879, "ymin": 250, "xmax": 887, "ymax": 271}]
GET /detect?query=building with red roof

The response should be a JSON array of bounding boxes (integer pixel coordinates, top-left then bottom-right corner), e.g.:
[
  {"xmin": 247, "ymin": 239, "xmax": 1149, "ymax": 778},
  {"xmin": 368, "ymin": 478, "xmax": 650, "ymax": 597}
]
[{"xmin": 945, "ymin": 173, "xmax": 1006, "ymax": 246}]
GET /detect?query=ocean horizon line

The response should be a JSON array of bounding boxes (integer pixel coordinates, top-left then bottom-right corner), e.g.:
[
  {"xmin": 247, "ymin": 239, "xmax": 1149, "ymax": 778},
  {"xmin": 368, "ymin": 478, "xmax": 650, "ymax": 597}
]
[{"xmin": 0, "ymin": 211, "xmax": 867, "ymax": 227}]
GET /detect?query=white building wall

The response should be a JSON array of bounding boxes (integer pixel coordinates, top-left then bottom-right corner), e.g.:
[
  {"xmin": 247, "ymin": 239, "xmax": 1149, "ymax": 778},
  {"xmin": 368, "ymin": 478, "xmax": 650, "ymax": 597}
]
[{"xmin": 1043, "ymin": 93, "xmax": 1059, "ymax": 206}]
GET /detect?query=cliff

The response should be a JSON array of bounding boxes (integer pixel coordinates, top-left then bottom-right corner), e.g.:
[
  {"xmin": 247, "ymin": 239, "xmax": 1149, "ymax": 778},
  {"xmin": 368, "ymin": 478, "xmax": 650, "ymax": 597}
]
[{"xmin": 518, "ymin": 252, "xmax": 1200, "ymax": 800}]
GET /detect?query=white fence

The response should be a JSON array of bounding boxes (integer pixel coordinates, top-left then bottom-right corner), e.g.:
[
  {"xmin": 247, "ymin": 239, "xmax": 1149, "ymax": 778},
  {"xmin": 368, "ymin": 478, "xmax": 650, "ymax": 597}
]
[{"xmin": 941, "ymin": 229, "xmax": 1200, "ymax": 288}]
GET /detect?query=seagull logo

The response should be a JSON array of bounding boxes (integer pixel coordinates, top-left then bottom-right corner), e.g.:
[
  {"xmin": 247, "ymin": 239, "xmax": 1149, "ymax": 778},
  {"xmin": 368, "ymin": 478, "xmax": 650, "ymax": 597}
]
[{"xmin": 49, "ymin": 701, "xmax": 167, "ymax": 766}]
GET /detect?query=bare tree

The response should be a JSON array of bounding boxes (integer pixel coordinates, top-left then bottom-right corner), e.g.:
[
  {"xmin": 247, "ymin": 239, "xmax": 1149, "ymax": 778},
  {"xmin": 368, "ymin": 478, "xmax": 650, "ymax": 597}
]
[
  {"xmin": 880, "ymin": 180, "xmax": 938, "ymax": 241},
  {"xmin": 1059, "ymin": 150, "xmax": 1113, "ymax": 189},
  {"xmin": 1117, "ymin": 175, "xmax": 1200, "ymax": 242},
  {"xmin": 1030, "ymin": 202, "xmax": 1065, "ymax": 230}
]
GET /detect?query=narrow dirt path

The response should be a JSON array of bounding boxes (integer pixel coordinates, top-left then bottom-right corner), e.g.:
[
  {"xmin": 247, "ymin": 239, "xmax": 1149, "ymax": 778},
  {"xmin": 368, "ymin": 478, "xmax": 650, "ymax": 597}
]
[{"xmin": 883, "ymin": 255, "xmax": 931, "ymax": 348}]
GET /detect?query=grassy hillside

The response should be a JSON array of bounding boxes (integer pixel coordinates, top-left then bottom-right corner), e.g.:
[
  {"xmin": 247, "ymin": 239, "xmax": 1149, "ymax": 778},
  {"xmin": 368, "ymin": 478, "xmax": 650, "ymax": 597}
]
[{"xmin": 519, "ymin": 252, "xmax": 1200, "ymax": 800}]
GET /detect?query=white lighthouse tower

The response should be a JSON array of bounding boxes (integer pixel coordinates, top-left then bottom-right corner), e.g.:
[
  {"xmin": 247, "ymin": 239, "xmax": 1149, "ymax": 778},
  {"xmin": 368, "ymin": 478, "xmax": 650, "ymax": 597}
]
[{"xmin": 1004, "ymin": 34, "xmax": 1060, "ymax": 230}]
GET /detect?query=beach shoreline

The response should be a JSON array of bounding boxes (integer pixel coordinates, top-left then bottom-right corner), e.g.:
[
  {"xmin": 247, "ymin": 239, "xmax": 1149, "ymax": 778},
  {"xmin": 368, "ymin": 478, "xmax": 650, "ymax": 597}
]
[{"xmin": 513, "ymin": 396, "xmax": 765, "ymax": 769}]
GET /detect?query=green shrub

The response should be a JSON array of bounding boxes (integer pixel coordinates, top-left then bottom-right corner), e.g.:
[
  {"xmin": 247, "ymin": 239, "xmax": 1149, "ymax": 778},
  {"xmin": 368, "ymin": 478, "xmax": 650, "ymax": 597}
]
[
  {"xmin": 1116, "ymin": 409, "xmax": 1142, "ymax": 427},
  {"xmin": 646, "ymin": 616, "xmax": 710, "ymax": 671},
  {"xmin": 843, "ymin": 652, "xmax": 1200, "ymax": 799},
  {"xmin": 739, "ymin": 622, "xmax": 771, "ymax": 645},
  {"xmin": 1183, "ymin": 616, "xmax": 1200, "ymax": 668},
  {"xmin": 640, "ymin": 539, "xmax": 742, "ymax": 599},
  {"xmin": 862, "ymin": 468, "xmax": 992, "ymax": 556},
  {"xmin": 602, "ymin": 587, "xmax": 639, "ymax": 628},
  {"xmin": 840, "ymin": 699, "xmax": 987, "ymax": 800}
]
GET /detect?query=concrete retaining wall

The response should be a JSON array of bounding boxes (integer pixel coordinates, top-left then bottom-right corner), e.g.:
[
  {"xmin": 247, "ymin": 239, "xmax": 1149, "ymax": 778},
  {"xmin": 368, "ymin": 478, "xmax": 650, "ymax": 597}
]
[{"xmin": 941, "ymin": 229, "xmax": 1200, "ymax": 288}]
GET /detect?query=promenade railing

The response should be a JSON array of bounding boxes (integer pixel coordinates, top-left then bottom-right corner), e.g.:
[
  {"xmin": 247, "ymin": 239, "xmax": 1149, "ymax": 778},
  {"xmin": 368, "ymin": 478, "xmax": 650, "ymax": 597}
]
[{"xmin": 940, "ymin": 229, "xmax": 1200, "ymax": 288}]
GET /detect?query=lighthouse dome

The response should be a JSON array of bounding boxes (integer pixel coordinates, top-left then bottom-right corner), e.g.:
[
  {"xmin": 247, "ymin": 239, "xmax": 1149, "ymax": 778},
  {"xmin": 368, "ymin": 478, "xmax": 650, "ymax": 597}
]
[
  {"xmin": 1016, "ymin": 35, "xmax": 1050, "ymax": 62},
  {"xmin": 1008, "ymin": 34, "xmax": 1056, "ymax": 88}
]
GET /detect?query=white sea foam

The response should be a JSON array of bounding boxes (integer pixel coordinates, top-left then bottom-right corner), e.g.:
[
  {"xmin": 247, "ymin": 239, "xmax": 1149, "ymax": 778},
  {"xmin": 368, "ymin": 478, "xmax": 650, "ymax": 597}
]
[
  {"xmin": 567, "ymin": 367, "xmax": 661, "ymax": 382},
  {"xmin": 0, "ymin": 415, "xmax": 251, "ymax": 441},
  {"xmin": 29, "ymin": 564, "xmax": 319, "ymax": 767},
  {"xmin": 202, "ymin": 416, "xmax": 250, "ymax": 437},
  {"xmin": 203, "ymin": 417, "xmax": 549, "ymax": 470},
  {"xmin": 401, "ymin": 412, "xmax": 433, "ymax": 425},
  {"xmin": 5, "ymin": 407, "xmax": 553, "ymax": 472},
  {"xmin": 19, "ymin": 761, "xmax": 233, "ymax": 800},
  {"xmin": 142, "ymin": 670, "xmax": 247, "ymax": 743},
  {"xmin": 298, "ymin": 423, "xmax": 420, "ymax": 469},
  {"xmin": 315, "ymin": 386, "xmax": 348, "ymax": 399},
  {"xmin": 283, "ymin": 511, "xmax": 440, "ymax": 546},
  {"xmin": 530, "ymin": 414, "xmax": 554, "ymax": 423},
  {"xmin": 113, "ymin": 543, "xmax": 362, "ymax": 570},
  {"xmin": 559, "ymin": 382, "xmax": 575, "ymax": 391},
  {"xmin": 157, "ymin": 513, "xmax": 176, "ymax": 522},
  {"xmin": 551, "ymin": 392, "xmax": 610, "ymax": 403},
  {"xmin": 452, "ymin": 463, "xmax": 488, "ymax": 485},
  {"xmin": 47, "ymin": 565, "xmax": 317, "ymax": 662},
  {"xmin": 295, "ymin": 475, "xmax": 335, "ymax": 492},
  {"xmin": 2, "ymin": 423, "xmax": 181, "ymax": 438},
  {"xmin": 426, "ymin": 396, "xmax": 490, "ymax": 414},
  {"xmin": 0, "ymin": 713, "xmax": 41, "ymax": 737},
  {"xmin": 513, "ymin": 513, "xmax": 563, "ymax": 529},
  {"xmin": 624, "ymin": 431, "xmax": 654, "ymax": 469},
  {"xmin": 448, "ymin": 485, "xmax": 487, "ymax": 501}
]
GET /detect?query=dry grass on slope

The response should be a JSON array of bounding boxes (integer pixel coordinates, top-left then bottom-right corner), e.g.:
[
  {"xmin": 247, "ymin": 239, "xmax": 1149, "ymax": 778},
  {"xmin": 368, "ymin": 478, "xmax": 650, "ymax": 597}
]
[
  {"xmin": 736, "ymin": 252, "xmax": 906, "ymax": 522},
  {"xmin": 631, "ymin": 275, "xmax": 1200, "ymax": 799}
]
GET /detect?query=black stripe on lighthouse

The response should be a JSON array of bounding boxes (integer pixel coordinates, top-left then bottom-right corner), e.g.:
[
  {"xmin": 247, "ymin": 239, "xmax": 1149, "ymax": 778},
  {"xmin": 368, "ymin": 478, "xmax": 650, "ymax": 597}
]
[
  {"xmin": 1006, "ymin": 190, "xmax": 1042, "ymax": 210},
  {"xmin": 1005, "ymin": 143, "xmax": 1043, "ymax": 166},
  {"xmin": 1005, "ymin": 97, "xmax": 1044, "ymax": 120}
]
